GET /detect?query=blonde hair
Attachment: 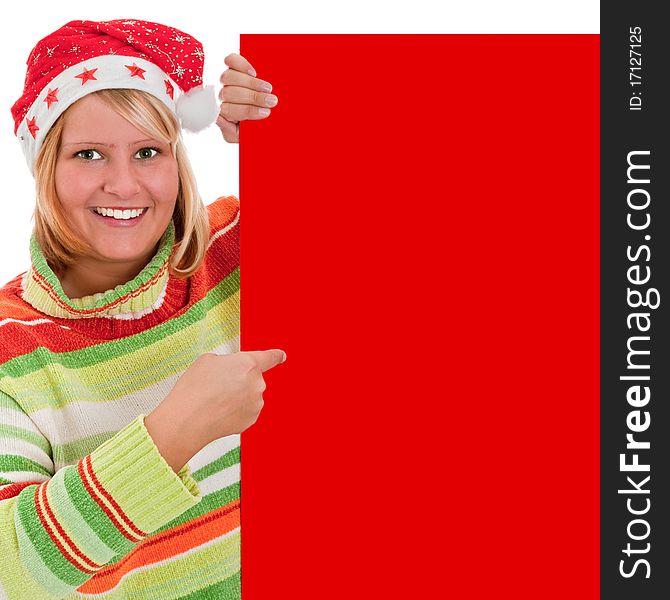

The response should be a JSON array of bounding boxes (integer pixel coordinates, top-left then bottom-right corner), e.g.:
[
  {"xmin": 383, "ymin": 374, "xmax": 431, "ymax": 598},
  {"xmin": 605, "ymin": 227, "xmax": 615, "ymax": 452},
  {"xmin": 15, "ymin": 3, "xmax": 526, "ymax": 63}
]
[{"xmin": 32, "ymin": 88, "xmax": 210, "ymax": 279}]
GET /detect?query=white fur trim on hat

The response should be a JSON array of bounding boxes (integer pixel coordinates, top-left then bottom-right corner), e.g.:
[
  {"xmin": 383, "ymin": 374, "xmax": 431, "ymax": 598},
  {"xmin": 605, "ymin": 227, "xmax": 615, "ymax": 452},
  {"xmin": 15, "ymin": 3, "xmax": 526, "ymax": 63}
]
[{"xmin": 176, "ymin": 84, "xmax": 220, "ymax": 133}]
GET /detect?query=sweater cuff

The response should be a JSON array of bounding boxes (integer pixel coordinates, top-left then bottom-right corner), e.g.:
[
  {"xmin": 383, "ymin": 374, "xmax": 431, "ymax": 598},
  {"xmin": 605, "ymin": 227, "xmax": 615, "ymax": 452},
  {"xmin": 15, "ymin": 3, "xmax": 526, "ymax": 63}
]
[{"xmin": 88, "ymin": 414, "xmax": 202, "ymax": 535}]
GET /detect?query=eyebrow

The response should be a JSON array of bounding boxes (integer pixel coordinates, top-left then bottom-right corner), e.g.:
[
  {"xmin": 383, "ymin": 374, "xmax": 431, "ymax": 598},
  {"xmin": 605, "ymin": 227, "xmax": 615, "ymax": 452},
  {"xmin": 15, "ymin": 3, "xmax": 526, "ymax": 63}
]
[{"xmin": 62, "ymin": 139, "xmax": 161, "ymax": 148}]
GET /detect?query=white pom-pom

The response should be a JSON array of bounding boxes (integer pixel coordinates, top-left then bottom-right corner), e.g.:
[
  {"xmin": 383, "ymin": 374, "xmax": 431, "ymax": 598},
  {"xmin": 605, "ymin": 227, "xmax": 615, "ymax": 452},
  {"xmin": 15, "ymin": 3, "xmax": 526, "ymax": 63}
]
[{"xmin": 175, "ymin": 84, "xmax": 219, "ymax": 132}]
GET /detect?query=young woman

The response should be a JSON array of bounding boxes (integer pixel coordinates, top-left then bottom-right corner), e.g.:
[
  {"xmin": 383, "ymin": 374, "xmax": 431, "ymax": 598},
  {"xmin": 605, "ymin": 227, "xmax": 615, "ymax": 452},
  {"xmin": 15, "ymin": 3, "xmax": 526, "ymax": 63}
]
[{"xmin": 0, "ymin": 19, "xmax": 285, "ymax": 599}]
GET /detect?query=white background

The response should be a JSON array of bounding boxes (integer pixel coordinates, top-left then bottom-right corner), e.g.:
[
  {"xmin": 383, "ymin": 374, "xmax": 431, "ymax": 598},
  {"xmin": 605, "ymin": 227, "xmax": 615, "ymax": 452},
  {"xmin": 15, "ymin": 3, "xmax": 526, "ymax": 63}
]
[{"xmin": 0, "ymin": 1, "xmax": 598, "ymax": 283}]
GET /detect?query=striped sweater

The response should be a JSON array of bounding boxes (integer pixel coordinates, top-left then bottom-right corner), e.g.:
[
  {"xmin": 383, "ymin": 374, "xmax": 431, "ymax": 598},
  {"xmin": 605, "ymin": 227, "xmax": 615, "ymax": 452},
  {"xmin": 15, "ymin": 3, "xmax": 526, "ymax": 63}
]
[{"xmin": 0, "ymin": 195, "xmax": 241, "ymax": 599}]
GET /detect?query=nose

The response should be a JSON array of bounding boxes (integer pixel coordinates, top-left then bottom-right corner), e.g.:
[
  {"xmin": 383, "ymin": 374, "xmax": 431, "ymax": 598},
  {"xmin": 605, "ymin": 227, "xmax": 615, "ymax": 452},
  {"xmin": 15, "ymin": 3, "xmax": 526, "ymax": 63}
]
[{"xmin": 102, "ymin": 158, "xmax": 142, "ymax": 199}]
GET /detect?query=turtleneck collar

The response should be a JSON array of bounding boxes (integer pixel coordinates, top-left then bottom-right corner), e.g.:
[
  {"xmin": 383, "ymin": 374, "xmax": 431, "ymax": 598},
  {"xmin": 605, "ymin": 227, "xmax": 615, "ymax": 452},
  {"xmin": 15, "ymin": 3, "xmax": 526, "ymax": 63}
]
[{"xmin": 20, "ymin": 221, "xmax": 175, "ymax": 320}]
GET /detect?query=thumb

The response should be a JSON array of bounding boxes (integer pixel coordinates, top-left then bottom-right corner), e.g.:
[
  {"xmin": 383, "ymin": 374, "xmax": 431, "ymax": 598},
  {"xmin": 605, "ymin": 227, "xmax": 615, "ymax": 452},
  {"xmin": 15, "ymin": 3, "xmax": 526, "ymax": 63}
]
[{"xmin": 245, "ymin": 349, "xmax": 287, "ymax": 373}]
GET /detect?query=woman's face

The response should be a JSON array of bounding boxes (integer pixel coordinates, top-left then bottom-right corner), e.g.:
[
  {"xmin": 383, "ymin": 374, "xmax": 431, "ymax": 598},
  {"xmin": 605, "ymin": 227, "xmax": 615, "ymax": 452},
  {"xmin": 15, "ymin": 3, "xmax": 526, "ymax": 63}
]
[{"xmin": 54, "ymin": 93, "xmax": 179, "ymax": 268}]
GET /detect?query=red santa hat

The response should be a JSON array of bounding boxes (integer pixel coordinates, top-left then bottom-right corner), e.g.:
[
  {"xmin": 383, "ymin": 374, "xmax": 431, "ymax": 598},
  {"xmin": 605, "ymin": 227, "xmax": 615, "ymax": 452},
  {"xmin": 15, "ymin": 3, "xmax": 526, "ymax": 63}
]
[{"xmin": 10, "ymin": 18, "xmax": 219, "ymax": 176}]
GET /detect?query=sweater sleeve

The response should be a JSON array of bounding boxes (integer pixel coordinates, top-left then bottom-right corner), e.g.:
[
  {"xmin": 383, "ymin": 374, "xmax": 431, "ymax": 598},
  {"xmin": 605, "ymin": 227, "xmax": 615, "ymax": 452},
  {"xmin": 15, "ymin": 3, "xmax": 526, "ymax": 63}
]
[{"xmin": 0, "ymin": 387, "xmax": 202, "ymax": 599}]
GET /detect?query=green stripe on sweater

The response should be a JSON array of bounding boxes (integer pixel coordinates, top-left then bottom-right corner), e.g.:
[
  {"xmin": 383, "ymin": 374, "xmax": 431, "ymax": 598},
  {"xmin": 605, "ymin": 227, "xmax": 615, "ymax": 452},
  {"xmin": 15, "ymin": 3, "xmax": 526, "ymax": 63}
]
[
  {"xmin": 191, "ymin": 446, "xmax": 240, "ymax": 481},
  {"xmin": 178, "ymin": 570, "xmax": 241, "ymax": 600},
  {"xmin": 62, "ymin": 465, "xmax": 139, "ymax": 555},
  {"xmin": 9, "ymin": 290, "xmax": 239, "ymax": 413},
  {"xmin": 147, "ymin": 481, "xmax": 240, "ymax": 538},
  {"xmin": 2, "ymin": 268, "xmax": 239, "ymax": 377},
  {"xmin": 0, "ymin": 423, "xmax": 52, "ymax": 454},
  {"xmin": 0, "ymin": 455, "xmax": 51, "ymax": 477},
  {"xmin": 56, "ymin": 430, "xmax": 113, "ymax": 466},
  {"xmin": 16, "ymin": 483, "xmax": 91, "ymax": 588},
  {"xmin": 101, "ymin": 531, "xmax": 240, "ymax": 599}
]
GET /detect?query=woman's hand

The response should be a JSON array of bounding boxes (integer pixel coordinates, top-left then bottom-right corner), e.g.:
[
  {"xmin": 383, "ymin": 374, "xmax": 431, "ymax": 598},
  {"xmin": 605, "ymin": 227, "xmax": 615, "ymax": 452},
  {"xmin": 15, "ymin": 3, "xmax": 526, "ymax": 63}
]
[
  {"xmin": 216, "ymin": 53, "xmax": 278, "ymax": 143},
  {"xmin": 145, "ymin": 349, "xmax": 287, "ymax": 472}
]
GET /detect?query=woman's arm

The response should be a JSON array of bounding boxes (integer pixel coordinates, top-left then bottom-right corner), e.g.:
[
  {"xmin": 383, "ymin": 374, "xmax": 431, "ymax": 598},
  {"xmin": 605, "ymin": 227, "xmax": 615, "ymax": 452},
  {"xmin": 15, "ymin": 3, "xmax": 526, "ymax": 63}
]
[{"xmin": 0, "ymin": 384, "xmax": 201, "ymax": 599}]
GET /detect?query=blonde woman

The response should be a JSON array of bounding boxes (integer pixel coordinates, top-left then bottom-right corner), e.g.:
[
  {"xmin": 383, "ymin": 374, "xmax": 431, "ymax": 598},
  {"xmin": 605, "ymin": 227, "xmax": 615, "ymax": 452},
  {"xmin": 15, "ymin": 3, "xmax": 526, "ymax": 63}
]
[{"xmin": 0, "ymin": 19, "xmax": 285, "ymax": 599}]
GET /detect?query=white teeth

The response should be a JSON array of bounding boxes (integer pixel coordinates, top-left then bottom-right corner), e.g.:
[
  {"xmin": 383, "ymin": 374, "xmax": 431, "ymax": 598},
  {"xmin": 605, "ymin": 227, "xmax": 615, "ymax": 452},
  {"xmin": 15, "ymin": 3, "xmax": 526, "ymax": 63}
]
[{"xmin": 94, "ymin": 207, "xmax": 145, "ymax": 220}]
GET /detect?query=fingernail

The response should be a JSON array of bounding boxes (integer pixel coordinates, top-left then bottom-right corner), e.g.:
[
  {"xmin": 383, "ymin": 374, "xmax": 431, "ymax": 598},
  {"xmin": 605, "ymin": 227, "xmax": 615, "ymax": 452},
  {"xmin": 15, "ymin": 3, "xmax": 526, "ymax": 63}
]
[
  {"xmin": 258, "ymin": 107, "xmax": 270, "ymax": 116},
  {"xmin": 260, "ymin": 82, "xmax": 272, "ymax": 93},
  {"xmin": 247, "ymin": 68, "xmax": 257, "ymax": 77},
  {"xmin": 264, "ymin": 95, "xmax": 278, "ymax": 107},
  {"xmin": 281, "ymin": 352, "xmax": 287, "ymax": 363}
]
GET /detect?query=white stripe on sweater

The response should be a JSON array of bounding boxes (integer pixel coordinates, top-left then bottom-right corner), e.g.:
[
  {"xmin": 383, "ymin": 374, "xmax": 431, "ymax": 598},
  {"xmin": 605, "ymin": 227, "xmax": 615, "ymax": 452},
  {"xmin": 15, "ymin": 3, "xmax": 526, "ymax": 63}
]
[
  {"xmin": 28, "ymin": 337, "xmax": 240, "ymax": 452},
  {"xmin": 197, "ymin": 463, "xmax": 240, "ymax": 496},
  {"xmin": 0, "ymin": 408, "xmax": 54, "ymax": 473},
  {"xmin": 0, "ymin": 471, "xmax": 50, "ymax": 483},
  {"xmin": 0, "ymin": 317, "xmax": 71, "ymax": 330},
  {"xmin": 189, "ymin": 435, "xmax": 241, "ymax": 472}
]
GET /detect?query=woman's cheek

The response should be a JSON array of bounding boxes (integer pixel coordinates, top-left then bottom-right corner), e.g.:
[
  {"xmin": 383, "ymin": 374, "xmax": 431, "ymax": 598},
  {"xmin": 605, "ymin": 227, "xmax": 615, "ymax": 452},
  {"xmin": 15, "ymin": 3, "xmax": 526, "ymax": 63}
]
[{"xmin": 58, "ymin": 165, "xmax": 94, "ymax": 201}]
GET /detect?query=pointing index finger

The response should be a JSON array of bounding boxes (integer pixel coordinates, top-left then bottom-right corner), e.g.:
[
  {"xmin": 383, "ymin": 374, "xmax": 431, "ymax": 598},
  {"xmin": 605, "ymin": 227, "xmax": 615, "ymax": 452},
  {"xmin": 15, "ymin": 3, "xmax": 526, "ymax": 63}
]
[{"xmin": 246, "ymin": 349, "xmax": 287, "ymax": 373}]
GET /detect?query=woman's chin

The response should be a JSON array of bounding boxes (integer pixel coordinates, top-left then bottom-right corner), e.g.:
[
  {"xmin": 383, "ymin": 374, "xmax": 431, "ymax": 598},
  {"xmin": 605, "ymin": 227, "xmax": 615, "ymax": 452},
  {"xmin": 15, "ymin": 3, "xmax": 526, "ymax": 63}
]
[{"xmin": 83, "ymin": 245, "xmax": 156, "ymax": 266}]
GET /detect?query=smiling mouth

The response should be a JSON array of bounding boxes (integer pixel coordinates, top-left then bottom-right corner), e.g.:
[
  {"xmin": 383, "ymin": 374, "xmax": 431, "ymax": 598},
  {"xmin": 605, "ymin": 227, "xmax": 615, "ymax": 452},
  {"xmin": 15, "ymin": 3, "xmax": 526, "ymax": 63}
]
[
  {"xmin": 90, "ymin": 207, "xmax": 149, "ymax": 220},
  {"xmin": 89, "ymin": 207, "xmax": 149, "ymax": 225}
]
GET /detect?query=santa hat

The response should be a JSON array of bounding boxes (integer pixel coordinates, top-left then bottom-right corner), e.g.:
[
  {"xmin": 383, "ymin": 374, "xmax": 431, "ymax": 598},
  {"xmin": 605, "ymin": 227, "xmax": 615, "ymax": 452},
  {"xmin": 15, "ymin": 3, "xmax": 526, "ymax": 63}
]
[{"xmin": 10, "ymin": 19, "xmax": 220, "ymax": 176}]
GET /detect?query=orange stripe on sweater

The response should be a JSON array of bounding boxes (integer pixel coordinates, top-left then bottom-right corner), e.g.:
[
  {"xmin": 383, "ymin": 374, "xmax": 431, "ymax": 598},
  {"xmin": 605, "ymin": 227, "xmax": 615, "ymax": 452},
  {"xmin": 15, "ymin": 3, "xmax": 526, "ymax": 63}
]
[
  {"xmin": 0, "ymin": 197, "xmax": 240, "ymax": 359},
  {"xmin": 208, "ymin": 196, "xmax": 239, "ymax": 238},
  {"xmin": 76, "ymin": 500, "xmax": 240, "ymax": 594}
]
